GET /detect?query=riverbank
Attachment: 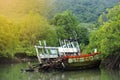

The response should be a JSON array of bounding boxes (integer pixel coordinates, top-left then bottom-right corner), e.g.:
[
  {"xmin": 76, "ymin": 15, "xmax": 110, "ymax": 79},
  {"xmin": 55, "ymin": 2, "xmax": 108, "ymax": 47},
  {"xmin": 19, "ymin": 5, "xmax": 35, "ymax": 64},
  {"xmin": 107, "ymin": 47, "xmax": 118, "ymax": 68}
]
[
  {"xmin": 101, "ymin": 53, "xmax": 120, "ymax": 70},
  {"xmin": 0, "ymin": 56, "xmax": 37, "ymax": 64},
  {"xmin": 0, "ymin": 53, "xmax": 120, "ymax": 70}
]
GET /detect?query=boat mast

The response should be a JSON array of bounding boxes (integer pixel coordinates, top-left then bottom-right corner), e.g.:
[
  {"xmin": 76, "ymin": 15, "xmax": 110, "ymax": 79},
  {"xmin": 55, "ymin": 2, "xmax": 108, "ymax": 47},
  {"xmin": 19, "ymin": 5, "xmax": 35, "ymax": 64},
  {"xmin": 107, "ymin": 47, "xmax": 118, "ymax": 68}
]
[
  {"xmin": 39, "ymin": 41, "xmax": 45, "ymax": 54},
  {"xmin": 43, "ymin": 40, "xmax": 50, "ymax": 59}
]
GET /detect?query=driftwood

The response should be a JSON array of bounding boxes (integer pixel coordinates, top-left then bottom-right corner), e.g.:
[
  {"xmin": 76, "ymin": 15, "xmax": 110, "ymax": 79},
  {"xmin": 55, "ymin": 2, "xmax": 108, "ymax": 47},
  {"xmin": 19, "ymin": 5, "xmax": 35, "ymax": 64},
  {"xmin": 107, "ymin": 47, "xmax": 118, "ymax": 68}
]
[
  {"xmin": 21, "ymin": 58, "xmax": 64, "ymax": 72},
  {"xmin": 38, "ymin": 58, "xmax": 64, "ymax": 71}
]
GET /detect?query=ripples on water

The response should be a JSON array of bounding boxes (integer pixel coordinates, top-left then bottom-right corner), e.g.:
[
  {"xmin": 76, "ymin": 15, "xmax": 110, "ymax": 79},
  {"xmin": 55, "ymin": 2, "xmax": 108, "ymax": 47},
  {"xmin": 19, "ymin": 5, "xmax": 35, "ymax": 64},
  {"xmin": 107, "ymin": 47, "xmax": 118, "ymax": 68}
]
[{"xmin": 0, "ymin": 63, "xmax": 119, "ymax": 80}]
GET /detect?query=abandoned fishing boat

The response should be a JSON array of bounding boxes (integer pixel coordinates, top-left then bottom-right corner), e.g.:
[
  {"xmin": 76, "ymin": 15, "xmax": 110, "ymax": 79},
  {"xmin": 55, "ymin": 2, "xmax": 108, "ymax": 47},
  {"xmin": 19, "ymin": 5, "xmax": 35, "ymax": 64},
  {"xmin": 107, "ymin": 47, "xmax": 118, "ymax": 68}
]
[{"xmin": 34, "ymin": 39, "xmax": 101, "ymax": 71}]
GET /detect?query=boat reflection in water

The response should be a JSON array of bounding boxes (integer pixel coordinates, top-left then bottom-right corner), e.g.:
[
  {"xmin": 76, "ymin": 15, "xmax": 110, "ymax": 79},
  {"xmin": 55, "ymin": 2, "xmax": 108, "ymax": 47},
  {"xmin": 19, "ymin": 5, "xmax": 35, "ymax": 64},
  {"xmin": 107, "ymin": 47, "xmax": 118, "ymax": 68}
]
[
  {"xmin": 26, "ymin": 69, "xmax": 120, "ymax": 80},
  {"xmin": 26, "ymin": 69, "xmax": 101, "ymax": 80},
  {"xmin": 0, "ymin": 63, "xmax": 119, "ymax": 80}
]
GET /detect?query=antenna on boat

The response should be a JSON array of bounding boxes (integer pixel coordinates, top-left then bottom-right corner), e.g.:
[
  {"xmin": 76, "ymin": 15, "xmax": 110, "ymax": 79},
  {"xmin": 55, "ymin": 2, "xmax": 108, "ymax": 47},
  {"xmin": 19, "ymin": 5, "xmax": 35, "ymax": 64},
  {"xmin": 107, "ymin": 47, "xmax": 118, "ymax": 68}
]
[
  {"xmin": 67, "ymin": 39, "xmax": 70, "ymax": 48},
  {"xmin": 73, "ymin": 31, "xmax": 77, "ymax": 40},
  {"xmin": 39, "ymin": 41, "xmax": 42, "ymax": 46},
  {"xmin": 43, "ymin": 40, "xmax": 49, "ymax": 54},
  {"xmin": 68, "ymin": 37, "xmax": 76, "ymax": 53},
  {"xmin": 73, "ymin": 31, "xmax": 81, "ymax": 53},
  {"xmin": 39, "ymin": 40, "xmax": 45, "ymax": 54},
  {"xmin": 59, "ymin": 39, "xmax": 62, "ymax": 46},
  {"xmin": 64, "ymin": 39, "xmax": 68, "ymax": 48}
]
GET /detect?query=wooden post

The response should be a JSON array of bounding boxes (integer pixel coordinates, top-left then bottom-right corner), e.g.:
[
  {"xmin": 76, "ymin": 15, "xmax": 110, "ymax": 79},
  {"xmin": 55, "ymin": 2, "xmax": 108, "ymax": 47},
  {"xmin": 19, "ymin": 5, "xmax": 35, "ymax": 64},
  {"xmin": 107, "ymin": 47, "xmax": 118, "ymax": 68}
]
[
  {"xmin": 43, "ymin": 40, "xmax": 50, "ymax": 59},
  {"xmin": 35, "ymin": 45, "xmax": 42, "ymax": 64},
  {"xmin": 39, "ymin": 41, "xmax": 45, "ymax": 54}
]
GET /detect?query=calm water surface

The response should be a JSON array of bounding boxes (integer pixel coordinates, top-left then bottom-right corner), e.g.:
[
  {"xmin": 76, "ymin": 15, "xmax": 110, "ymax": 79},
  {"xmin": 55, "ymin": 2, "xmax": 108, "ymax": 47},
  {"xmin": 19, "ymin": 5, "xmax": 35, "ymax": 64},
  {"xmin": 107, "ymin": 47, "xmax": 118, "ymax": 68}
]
[{"xmin": 0, "ymin": 63, "xmax": 119, "ymax": 80}]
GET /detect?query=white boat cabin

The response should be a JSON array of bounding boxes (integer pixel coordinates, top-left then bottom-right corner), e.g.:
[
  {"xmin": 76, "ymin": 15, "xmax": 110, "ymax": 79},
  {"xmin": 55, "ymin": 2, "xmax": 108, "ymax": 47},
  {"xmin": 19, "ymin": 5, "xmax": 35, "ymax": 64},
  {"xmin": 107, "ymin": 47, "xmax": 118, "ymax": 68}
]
[{"xmin": 35, "ymin": 40, "xmax": 80, "ymax": 63}]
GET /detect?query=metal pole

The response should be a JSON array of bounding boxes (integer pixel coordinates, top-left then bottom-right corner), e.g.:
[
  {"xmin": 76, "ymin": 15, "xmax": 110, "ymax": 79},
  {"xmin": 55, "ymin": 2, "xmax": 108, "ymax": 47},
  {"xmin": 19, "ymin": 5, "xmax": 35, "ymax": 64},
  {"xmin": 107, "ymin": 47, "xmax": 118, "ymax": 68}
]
[
  {"xmin": 59, "ymin": 39, "xmax": 62, "ymax": 46},
  {"xmin": 76, "ymin": 41, "xmax": 80, "ymax": 53},
  {"xmin": 43, "ymin": 40, "xmax": 49, "ymax": 59},
  {"xmin": 39, "ymin": 41, "xmax": 44, "ymax": 54}
]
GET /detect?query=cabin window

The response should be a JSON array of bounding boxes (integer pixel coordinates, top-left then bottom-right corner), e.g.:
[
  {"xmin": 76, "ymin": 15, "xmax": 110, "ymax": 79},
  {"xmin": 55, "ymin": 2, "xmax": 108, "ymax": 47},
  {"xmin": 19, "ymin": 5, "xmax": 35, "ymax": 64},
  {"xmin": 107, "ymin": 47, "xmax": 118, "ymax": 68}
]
[{"xmin": 50, "ymin": 49, "xmax": 58, "ymax": 55}]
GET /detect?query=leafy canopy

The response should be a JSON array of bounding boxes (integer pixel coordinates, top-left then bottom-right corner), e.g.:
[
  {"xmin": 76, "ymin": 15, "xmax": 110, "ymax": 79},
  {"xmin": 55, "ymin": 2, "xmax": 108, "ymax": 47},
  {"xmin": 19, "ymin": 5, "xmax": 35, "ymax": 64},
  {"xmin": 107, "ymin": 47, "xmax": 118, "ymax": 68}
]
[{"xmin": 85, "ymin": 4, "xmax": 120, "ymax": 56}]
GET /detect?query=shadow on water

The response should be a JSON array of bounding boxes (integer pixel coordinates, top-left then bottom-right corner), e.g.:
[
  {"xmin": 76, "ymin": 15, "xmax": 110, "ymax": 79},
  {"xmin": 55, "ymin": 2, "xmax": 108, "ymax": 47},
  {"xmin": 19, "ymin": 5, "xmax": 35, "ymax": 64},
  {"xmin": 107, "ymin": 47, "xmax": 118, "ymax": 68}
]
[
  {"xmin": 0, "ymin": 63, "xmax": 119, "ymax": 80},
  {"xmin": 30, "ymin": 68, "xmax": 101, "ymax": 80},
  {"xmin": 101, "ymin": 69, "xmax": 120, "ymax": 80}
]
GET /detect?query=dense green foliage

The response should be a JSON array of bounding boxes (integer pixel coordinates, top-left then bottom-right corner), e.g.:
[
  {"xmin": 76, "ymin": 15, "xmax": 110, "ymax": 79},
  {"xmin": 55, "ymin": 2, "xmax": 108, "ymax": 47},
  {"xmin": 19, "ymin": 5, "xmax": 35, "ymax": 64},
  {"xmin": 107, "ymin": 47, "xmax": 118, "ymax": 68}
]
[
  {"xmin": 0, "ymin": 13, "xmax": 58, "ymax": 57},
  {"xmin": 51, "ymin": 11, "xmax": 89, "ymax": 45},
  {"xmin": 0, "ymin": 16, "xmax": 20, "ymax": 57},
  {"xmin": 50, "ymin": 0, "xmax": 120, "ymax": 23},
  {"xmin": 85, "ymin": 4, "xmax": 120, "ymax": 56},
  {"xmin": 0, "ymin": 0, "xmax": 120, "ymax": 58},
  {"xmin": 51, "ymin": 10, "xmax": 78, "ymax": 39},
  {"xmin": 0, "ymin": 0, "xmax": 58, "ymax": 57}
]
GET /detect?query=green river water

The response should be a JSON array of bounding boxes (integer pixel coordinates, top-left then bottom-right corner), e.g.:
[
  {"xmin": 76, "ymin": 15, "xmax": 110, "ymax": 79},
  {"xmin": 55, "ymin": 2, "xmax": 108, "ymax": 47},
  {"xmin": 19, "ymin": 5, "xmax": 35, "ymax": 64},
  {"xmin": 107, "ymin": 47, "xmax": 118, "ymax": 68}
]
[{"xmin": 0, "ymin": 63, "xmax": 119, "ymax": 80}]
